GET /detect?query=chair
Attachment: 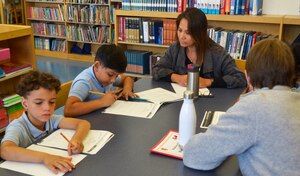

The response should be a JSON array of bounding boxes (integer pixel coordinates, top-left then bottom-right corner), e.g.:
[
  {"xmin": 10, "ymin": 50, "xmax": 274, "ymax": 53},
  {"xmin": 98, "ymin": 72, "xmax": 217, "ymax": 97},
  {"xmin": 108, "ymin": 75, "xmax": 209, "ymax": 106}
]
[
  {"xmin": 55, "ymin": 80, "xmax": 73, "ymax": 110},
  {"xmin": 235, "ymin": 59, "xmax": 246, "ymax": 72}
]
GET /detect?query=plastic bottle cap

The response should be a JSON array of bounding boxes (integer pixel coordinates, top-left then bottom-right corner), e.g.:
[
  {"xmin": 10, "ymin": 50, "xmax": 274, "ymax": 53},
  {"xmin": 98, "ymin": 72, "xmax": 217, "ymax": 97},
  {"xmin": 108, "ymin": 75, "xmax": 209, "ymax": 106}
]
[{"xmin": 183, "ymin": 90, "xmax": 194, "ymax": 99}]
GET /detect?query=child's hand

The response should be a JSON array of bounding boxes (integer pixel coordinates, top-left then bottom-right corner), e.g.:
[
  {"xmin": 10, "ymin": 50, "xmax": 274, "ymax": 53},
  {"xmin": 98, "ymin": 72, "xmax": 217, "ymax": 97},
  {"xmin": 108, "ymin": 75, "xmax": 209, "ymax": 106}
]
[
  {"xmin": 68, "ymin": 139, "xmax": 84, "ymax": 155},
  {"xmin": 100, "ymin": 91, "xmax": 118, "ymax": 107},
  {"xmin": 119, "ymin": 88, "xmax": 138, "ymax": 100},
  {"xmin": 43, "ymin": 154, "xmax": 75, "ymax": 174}
]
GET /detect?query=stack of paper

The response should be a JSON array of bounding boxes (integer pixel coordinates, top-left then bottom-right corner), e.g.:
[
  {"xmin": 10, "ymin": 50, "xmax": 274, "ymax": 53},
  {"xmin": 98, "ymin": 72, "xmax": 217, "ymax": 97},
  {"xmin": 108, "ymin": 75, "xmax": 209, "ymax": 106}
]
[
  {"xmin": 103, "ymin": 88, "xmax": 183, "ymax": 119},
  {"xmin": 0, "ymin": 144, "xmax": 86, "ymax": 176},
  {"xmin": 171, "ymin": 83, "xmax": 212, "ymax": 97},
  {"xmin": 38, "ymin": 129, "xmax": 114, "ymax": 155},
  {"xmin": 0, "ymin": 129, "xmax": 114, "ymax": 175}
]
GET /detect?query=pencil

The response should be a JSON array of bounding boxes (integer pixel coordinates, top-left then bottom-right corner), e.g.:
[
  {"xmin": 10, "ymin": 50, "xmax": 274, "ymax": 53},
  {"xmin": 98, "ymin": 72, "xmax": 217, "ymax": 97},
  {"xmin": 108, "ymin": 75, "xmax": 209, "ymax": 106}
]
[
  {"xmin": 89, "ymin": 91, "xmax": 105, "ymax": 95},
  {"xmin": 60, "ymin": 132, "xmax": 73, "ymax": 146}
]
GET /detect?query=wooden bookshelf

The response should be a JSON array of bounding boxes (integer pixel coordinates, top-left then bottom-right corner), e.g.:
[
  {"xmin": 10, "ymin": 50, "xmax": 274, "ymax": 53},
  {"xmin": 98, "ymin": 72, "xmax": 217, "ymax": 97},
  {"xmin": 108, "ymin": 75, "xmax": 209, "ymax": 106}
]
[
  {"xmin": 0, "ymin": 1, "xmax": 25, "ymax": 24},
  {"xmin": 0, "ymin": 25, "xmax": 36, "ymax": 133},
  {"xmin": 114, "ymin": 10, "xmax": 299, "ymax": 77},
  {"xmin": 0, "ymin": 24, "xmax": 36, "ymax": 94},
  {"xmin": 24, "ymin": 0, "xmax": 115, "ymax": 62}
]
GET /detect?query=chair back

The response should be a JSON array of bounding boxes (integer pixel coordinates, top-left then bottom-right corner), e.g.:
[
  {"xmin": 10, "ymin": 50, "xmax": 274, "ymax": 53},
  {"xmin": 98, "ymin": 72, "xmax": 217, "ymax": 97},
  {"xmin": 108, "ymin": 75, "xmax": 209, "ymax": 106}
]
[
  {"xmin": 235, "ymin": 59, "xmax": 246, "ymax": 72},
  {"xmin": 55, "ymin": 80, "xmax": 73, "ymax": 110}
]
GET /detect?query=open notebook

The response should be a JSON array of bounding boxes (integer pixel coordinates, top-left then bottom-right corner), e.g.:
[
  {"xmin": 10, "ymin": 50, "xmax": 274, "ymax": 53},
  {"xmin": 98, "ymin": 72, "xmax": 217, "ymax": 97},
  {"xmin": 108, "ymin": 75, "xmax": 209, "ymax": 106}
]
[
  {"xmin": 103, "ymin": 88, "xmax": 183, "ymax": 119},
  {"xmin": 38, "ymin": 129, "xmax": 114, "ymax": 155},
  {"xmin": 171, "ymin": 83, "xmax": 212, "ymax": 97},
  {"xmin": 0, "ymin": 144, "xmax": 86, "ymax": 176}
]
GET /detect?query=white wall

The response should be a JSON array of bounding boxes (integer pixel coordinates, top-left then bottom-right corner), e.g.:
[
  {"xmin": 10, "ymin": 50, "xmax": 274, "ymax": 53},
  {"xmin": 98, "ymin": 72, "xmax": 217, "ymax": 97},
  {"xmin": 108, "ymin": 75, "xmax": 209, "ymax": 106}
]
[{"xmin": 263, "ymin": 0, "xmax": 300, "ymax": 15}]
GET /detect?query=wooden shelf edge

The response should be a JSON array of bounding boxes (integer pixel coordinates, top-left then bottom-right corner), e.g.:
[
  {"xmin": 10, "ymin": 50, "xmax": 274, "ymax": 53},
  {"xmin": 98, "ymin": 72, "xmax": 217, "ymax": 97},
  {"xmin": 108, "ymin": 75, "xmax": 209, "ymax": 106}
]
[
  {"xmin": 283, "ymin": 15, "xmax": 300, "ymax": 25},
  {"xmin": 68, "ymin": 53, "xmax": 94, "ymax": 63},
  {"xmin": 0, "ymin": 67, "xmax": 33, "ymax": 82},
  {"xmin": 115, "ymin": 10, "xmax": 283, "ymax": 24},
  {"xmin": 35, "ymin": 49, "xmax": 68, "ymax": 59},
  {"xmin": 0, "ymin": 25, "xmax": 32, "ymax": 41},
  {"xmin": 118, "ymin": 41, "xmax": 169, "ymax": 48}
]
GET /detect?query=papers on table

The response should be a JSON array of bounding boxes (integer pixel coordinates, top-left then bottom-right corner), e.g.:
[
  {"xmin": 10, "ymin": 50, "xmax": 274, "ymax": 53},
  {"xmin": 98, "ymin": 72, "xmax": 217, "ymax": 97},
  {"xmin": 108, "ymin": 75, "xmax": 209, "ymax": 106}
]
[
  {"xmin": 200, "ymin": 111, "xmax": 225, "ymax": 129},
  {"xmin": 0, "ymin": 144, "xmax": 86, "ymax": 176},
  {"xmin": 38, "ymin": 129, "xmax": 114, "ymax": 155},
  {"xmin": 150, "ymin": 130, "xmax": 183, "ymax": 159},
  {"xmin": 103, "ymin": 88, "xmax": 183, "ymax": 119},
  {"xmin": 171, "ymin": 83, "xmax": 212, "ymax": 97}
]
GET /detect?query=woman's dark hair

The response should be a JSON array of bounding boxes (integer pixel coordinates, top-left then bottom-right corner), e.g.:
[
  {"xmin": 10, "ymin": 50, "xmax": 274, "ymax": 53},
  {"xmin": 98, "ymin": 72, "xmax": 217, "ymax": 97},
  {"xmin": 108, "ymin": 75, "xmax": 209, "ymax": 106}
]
[
  {"xmin": 246, "ymin": 39, "xmax": 295, "ymax": 88},
  {"xmin": 176, "ymin": 7, "xmax": 210, "ymax": 64},
  {"xmin": 95, "ymin": 44, "xmax": 127, "ymax": 73},
  {"xmin": 17, "ymin": 71, "xmax": 61, "ymax": 98}
]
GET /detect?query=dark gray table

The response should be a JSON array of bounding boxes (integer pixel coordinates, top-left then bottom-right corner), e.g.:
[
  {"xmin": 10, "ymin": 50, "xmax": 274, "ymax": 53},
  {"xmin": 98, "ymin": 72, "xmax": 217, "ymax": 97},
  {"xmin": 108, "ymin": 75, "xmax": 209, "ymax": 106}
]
[{"xmin": 0, "ymin": 78, "xmax": 243, "ymax": 176}]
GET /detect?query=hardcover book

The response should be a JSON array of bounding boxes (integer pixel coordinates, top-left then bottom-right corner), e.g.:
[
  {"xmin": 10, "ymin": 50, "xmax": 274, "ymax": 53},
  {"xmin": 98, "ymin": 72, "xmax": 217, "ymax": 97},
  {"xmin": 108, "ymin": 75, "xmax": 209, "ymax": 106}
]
[{"xmin": 0, "ymin": 62, "xmax": 32, "ymax": 75}]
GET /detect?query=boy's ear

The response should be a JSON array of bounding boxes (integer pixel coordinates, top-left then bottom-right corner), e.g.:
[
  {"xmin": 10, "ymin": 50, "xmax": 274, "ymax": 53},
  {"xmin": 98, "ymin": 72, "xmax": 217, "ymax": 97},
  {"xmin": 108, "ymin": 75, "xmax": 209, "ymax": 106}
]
[
  {"xmin": 94, "ymin": 61, "xmax": 102, "ymax": 71},
  {"xmin": 245, "ymin": 70, "xmax": 253, "ymax": 91},
  {"xmin": 21, "ymin": 97, "xmax": 28, "ymax": 110}
]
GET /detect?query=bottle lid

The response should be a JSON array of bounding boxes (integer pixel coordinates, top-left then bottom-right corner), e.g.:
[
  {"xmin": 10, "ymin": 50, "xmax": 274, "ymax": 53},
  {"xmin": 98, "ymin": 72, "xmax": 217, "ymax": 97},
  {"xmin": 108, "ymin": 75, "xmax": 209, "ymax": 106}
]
[
  {"xmin": 183, "ymin": 90, "xmax": 194, "ymax": 99},
  {"xmin": 187, "ymin": 64, "xmax": 200, "ymax": 72}
]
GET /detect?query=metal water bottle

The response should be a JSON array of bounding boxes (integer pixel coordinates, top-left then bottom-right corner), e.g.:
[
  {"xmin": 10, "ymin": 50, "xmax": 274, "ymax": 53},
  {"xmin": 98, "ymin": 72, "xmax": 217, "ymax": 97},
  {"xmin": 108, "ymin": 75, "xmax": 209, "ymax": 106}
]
[
  {"xmin": 179, "ymin": 90, "xmax": 197, "ymax": 148},
  {"xmin": 187, "ymin": 64, "xmax": 200, "ymax": 98}
]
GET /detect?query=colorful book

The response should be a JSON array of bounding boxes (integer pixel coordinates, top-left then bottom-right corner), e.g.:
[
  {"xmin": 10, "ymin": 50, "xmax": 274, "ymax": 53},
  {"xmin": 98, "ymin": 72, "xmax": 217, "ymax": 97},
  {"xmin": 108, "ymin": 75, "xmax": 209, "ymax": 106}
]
[{"xmin": 0, "ymin": 62, "xmax": 32, "ymax": 75}]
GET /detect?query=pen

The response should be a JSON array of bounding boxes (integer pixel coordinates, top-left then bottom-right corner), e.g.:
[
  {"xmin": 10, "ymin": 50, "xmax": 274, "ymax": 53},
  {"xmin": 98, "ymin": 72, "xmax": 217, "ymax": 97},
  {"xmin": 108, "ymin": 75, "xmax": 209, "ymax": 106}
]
[{"xmin": 60, "ymin": 132, "xmax": 74, "ymax": 146}]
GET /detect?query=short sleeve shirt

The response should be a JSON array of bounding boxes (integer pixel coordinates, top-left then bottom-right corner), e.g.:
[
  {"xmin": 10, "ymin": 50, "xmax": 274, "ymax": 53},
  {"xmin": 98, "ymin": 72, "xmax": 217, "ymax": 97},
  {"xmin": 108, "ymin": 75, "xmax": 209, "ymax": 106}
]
[
  {"xmin": 1, "ymin": 112, "xmax": 64, "ymax": 148},
  {"xmin": 69, "ymin": 65, "xmax": 121, "ymax": 101}
]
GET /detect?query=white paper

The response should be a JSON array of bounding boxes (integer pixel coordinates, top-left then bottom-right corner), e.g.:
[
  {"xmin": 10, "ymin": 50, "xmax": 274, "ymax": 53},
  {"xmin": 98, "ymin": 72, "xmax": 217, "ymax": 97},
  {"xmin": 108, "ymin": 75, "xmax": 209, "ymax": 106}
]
[
  {"xmin": 38, "ymin": 129, "xmax": 114, "ymax": 155},
  {"xmin": 103, "ymin": 88, "xmax": 182, "ymax": 119},
  {"xmin": 103, "ymin": 100, "xmax": 161, "ymax": 119},
  {"xmin": 136, "ymin": 87, "xmax": 183, "ymax": 104},
  {"xmin": 0, "ymin": 144, "xmax": 86, "ymax": 176},
  {"xmin": 171, "ymin": 83, "xmax": 211, "ymax": 96}
]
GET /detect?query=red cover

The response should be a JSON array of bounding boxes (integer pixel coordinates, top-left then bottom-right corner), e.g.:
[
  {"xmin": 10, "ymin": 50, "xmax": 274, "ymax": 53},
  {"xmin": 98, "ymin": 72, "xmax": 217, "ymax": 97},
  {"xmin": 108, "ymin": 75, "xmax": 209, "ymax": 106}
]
[
  {"xmin": 0, "ymin": 48, "xmax": 10, "ymax": 62},
  {"xmin": 0, "ymin": 62, "xmax": 32, "ymax": 74},
  {"xmin": 0, "ymin": 108, "xmax": 8, "ymax": 129},
  {"xmin": 150, "ymin": 130, "xmax": 183, "ymax": 159}
]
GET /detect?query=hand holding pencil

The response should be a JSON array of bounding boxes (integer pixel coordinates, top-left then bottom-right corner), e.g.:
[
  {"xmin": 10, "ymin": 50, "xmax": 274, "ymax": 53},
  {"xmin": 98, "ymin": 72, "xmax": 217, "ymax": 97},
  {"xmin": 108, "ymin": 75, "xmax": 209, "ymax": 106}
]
[{"xmin": 60, "ymin": 132, "xmax": 84, "ymax": 155}]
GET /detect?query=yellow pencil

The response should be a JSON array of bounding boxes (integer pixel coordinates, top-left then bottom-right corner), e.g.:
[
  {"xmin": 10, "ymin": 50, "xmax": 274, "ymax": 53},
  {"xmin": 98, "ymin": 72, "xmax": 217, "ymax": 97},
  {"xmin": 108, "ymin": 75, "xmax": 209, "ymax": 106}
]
[{"xmin": 89, "ymin": 91, "xmax": 105, "ymax": 95}]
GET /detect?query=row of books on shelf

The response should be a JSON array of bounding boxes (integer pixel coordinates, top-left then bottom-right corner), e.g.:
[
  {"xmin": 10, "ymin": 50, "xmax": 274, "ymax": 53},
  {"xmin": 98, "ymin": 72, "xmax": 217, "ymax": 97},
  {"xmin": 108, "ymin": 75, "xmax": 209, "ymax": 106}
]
[
  {"xmin": 122, "ymin": 0, "xmax": 262, "ymax": 15},
  {"xmin": 0, "ymin": 94, "xmax": 24, "ymax": 131},
  {"xmin": 67, "ymin": 4, "xmax": 110, "ymax": 24},
  {"xmin": 66, "ymin": 0, "xmax": 109, "ymax": 3},
  {"xmin": 208, "ymin": 27, "xmax": 276, "ymax": 60},
  {"xmin": 67, "ymin": 25, "xmax": 110, "ymax": 43},
  {"xmin": 124, "ymin": 50, "xmax": 162, "ymax": 75},
  {"xmin": 0, "ymin": 48, "xmax": 32, "ymax": 79},
  {"xmin": 31, "ymin": 22, "xmax": 66, "ymax": 37},
  {"xmin": 28, "ymin": 5, "xmax": 65, "ymax": 21},
  {"xmin": 118, "ymin": 17, "xmax": 176, "ymax": 46},
  {"xmin": 34, "ymin": 37, "xmax": 67, "ymax": 52}
]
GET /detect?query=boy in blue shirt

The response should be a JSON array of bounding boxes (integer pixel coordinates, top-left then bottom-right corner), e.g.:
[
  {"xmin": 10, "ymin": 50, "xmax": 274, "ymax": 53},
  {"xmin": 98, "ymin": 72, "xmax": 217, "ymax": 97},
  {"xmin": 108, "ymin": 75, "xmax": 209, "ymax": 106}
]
[
  {"xmin": 1, "ymin": 71, "xmax": 91, "ymax": 174},
  {"xmin": 64, "ymin": 44, "xmax": 137, "ymax": 117}
]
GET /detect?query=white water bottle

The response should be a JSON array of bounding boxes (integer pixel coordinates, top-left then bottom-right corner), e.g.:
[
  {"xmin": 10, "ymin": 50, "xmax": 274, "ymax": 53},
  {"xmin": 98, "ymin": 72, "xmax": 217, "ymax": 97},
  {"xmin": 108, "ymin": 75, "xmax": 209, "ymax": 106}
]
[{"xmin": 179, "ymin": 90, "xmax": 197, "ymax": 148}]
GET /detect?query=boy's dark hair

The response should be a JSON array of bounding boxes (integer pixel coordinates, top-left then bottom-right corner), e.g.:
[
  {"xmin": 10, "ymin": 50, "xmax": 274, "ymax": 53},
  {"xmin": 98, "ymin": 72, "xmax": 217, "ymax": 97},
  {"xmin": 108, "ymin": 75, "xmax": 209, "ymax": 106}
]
[
  {"xmin": 246, "ymin": 39, "xmax": 295, "ymax": 89},
  {"xmin": 95, "ymin": 44, "xmax": 127, "ymax": 73},
  {"xmin": 17, "ymin": 71, "xmax": 61, "ymax": 98}
]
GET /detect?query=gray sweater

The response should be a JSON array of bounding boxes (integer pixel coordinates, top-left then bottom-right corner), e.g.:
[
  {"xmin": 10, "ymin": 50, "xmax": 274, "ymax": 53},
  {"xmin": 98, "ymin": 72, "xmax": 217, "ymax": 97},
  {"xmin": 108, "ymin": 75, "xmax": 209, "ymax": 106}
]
[
  {"xmin": 183, "ymin": 86, "xmax": 300, "ymax": 175},
  {"xmin": 152, "ymin": 41, "xmax": 247, "ymax": 88}
]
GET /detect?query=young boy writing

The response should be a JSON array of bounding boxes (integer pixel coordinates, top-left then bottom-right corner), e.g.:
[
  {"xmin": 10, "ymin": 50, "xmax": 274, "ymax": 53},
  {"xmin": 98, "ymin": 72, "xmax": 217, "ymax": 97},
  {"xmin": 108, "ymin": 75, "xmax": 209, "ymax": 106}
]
[
  {"xmin": 1, "ymin": 71, "xmax": 91, "ymax": 174},
  {"xmin": 183, "ymin": 39, "xmax": 300, "ymax": 175},
  {"xmin": 64, "ymin": 44, "xmax": 136, "ymax": 117}
]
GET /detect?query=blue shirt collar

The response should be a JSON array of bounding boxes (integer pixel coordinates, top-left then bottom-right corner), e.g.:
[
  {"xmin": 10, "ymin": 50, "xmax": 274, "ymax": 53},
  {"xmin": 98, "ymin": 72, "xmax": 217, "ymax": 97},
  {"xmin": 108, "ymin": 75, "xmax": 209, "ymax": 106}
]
[{"xmin": 23, "ymin": 112, "xmax": 50, "ymax": 139}]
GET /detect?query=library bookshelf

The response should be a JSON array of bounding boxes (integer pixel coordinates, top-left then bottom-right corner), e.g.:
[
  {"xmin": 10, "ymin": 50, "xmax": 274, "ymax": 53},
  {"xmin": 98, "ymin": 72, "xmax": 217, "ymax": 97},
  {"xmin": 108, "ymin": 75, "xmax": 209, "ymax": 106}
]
[
  {"xmin": 114, "ymin": 9, "xmax": 300, "ymax": 77},
  {"xmin": 0, "ymin": 25, "xmax": 36, "ymax": 133},
  {"xmin": 24, "ymin": 0, "xmax": 120, "ymax": 63}
]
